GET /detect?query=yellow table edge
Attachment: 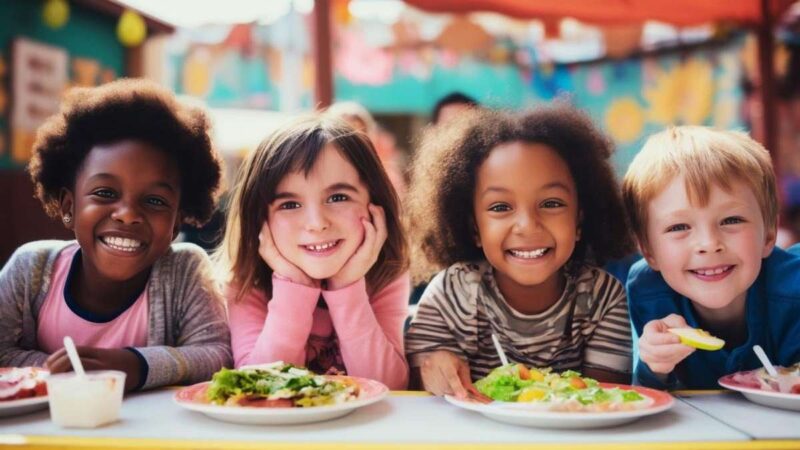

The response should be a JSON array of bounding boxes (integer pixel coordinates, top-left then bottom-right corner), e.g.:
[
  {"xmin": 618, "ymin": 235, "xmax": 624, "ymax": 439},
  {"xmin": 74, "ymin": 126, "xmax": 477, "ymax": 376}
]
[{"xmin": 2, "ymin": 435, "xmax": 799, "ymax": 450}]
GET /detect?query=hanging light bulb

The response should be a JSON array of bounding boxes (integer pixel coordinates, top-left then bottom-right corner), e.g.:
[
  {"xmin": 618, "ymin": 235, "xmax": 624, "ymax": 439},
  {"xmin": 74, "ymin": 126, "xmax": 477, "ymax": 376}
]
[
  {"xmin": 43, "ymin": 0, "xmax": 70, "ymax": 29},
  {"xmin": 117, "ymin": 9, "xmax": 146, "ymax": 47}
]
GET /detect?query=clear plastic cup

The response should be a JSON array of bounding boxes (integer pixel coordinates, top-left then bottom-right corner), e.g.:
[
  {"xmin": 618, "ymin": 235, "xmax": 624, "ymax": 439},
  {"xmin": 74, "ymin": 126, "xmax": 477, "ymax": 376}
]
[{"xmin": 46, "ymin": 370, "xmax": 126, "ymax": 428}]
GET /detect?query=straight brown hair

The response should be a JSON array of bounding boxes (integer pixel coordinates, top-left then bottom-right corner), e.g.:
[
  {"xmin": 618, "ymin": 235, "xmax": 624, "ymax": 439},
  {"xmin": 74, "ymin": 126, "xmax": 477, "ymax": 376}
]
[{"xmin": 216, "ymin": 115, "xmax": 408, "ymax": 301}]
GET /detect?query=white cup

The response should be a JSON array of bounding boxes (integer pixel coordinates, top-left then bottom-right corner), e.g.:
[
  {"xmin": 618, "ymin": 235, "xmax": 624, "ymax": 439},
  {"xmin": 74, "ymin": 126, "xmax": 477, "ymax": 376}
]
[{"xmin": 46, "ymin": 370, "xmax": 126, "ymax": 428}]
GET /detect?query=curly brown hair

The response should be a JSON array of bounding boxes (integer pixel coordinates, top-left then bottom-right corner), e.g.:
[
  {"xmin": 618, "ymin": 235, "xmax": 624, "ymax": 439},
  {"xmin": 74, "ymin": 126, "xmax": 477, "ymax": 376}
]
[
  {"xmin": 28, "ymin": 78, "xmax": 222, "ymax": 226},
  {"xmin": 407, "ymin": 105, "xmax": 634, "ymax": 283}
]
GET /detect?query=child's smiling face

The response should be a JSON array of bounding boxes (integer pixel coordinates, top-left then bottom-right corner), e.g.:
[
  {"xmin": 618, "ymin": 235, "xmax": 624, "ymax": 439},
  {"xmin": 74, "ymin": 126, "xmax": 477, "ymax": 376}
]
[
  {"xmin": 61, "ymin": 140, "xmax": 181, "ymax": 283},
  {"xmin": 643, "ymin": 175, "xmax": 775, "ymax": 315},
  {"xmin": 267, "ymin": 144, "xmax": 369, "ymax": 281},
  {"xmin": 473, "ymin": 141, "xmax": 580, "ymax": 304}
]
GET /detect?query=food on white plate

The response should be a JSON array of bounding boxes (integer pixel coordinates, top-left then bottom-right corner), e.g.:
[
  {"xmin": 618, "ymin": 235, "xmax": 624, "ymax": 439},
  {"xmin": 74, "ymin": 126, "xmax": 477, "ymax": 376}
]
[
  {"xmin": 668, "ymin": 327, "xmax": 725, "ymax": 351},
  {"xmin": 474, "ymin": 364, "xmax": 652, "ymax": 412},
  {"xmin": 0, "ymin": 367, "xmax": 48, "ymax": 402},
  {"xmin": 729, "ymin": 362, "xmax": 800, "ymax": 394},
  {"xmin": 205, "ymin": 362, "xmax": 359, "ymax": 407}
]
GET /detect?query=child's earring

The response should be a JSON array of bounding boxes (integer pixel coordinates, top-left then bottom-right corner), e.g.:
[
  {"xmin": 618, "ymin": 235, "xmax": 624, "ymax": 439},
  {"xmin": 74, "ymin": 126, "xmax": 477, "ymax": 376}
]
[{"xmin": 59, "ymin": 188, "xmax": 75, "ymax": 229}]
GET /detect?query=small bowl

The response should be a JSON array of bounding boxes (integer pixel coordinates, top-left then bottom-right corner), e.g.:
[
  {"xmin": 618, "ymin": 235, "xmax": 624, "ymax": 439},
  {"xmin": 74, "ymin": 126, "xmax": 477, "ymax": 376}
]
[{"xmin": 46, "ymin": 370, "xmax": 126, "ymax": 428}]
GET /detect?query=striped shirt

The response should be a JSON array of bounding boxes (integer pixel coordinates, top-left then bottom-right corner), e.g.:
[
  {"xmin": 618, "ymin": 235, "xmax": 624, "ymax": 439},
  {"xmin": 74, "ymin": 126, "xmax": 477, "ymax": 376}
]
[{"xmin": 405, "ymin": 261, "xmax": 632, "ymax": 380}]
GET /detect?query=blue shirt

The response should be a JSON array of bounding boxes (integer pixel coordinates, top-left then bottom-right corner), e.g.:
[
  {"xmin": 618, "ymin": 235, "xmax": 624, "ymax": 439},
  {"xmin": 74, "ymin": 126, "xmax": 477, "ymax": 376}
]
[
  {"xmin": 627, "ymin": 245, "xmax": 800, "ymax": 389},
  {"xmin": 603, "ymin": 253, "xmax": 643, "ymax": 286}
]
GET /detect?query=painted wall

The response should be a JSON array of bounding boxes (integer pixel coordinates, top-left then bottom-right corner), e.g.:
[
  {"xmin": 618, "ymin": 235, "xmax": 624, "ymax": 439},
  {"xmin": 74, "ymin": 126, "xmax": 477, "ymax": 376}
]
[
  {"xmin": 335, "ymin": 36, "xmax": 746, "ymax": 175},
  {"xmin": 0, "ymin": 0, "xmax": 126, "ymax": 169},
  {"xmin": 170, "ymin": 13, "xmax": 746, "ymax": 176}
]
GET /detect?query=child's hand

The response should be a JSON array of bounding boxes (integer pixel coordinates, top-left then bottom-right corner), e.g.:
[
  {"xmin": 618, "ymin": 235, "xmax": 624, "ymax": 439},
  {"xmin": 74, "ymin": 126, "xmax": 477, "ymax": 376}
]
[
  {"xmin": 46, "ymin": 346, "xmax": 142, "ymax": 392},
  {"xmin": 258, "ymin": 221, "xmax": 320, "ymax": 288},
  {"xmin": 417, "ymin": 350, "xmax": 489, "ymax": 401},
  {"xmin": 639, "ymin": 314, "xmax": 696, "ymax": 375},
  {"xmin": 326, "ymin": 204, "xmax": 387, "ymax": 291}
]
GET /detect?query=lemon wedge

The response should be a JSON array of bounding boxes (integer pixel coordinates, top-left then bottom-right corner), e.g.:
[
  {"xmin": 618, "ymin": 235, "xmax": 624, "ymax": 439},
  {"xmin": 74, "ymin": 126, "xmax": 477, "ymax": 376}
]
[{"xmin": 668, "ymin": 327, "xmax": 725, "ymax": 351}]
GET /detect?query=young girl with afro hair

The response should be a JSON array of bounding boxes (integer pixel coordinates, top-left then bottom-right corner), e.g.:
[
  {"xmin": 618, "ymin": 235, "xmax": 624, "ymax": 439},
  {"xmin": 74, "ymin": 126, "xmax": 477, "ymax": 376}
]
[
  {"xmin": 0, "ymin": 79, "xmax": 232, "ymax": 391},
  {"xmin": 405, "ymin": 105, "xmax": 635, "ymax": 398}
]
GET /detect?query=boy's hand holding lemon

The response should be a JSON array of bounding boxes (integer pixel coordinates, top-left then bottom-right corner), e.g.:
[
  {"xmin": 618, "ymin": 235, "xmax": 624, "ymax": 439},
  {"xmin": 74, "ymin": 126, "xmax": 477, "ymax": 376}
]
[
  {"xmin": 639, "ymin": 314, "xmax": 705, "ymax": 375},
  {"xmin": 668, "ymin": 327, "xmax": 725, "ymax": 351}
]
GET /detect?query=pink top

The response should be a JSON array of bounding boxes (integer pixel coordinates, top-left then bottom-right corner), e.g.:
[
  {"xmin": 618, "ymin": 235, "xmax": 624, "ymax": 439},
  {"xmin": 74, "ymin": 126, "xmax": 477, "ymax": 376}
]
[
  {"xmin": 36, "ymin": 244, "xmax": 149, "ymax": 353},
  {"xmin": 226, "ymin": 273, "xmax": 410, "ymax": 390}
]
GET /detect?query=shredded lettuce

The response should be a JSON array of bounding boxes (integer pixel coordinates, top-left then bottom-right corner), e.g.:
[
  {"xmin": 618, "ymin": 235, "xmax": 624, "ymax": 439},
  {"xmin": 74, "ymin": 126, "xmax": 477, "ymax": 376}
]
[
  {"xmin": 205, "ymin": 362, "xmax": 357, "ymax": 407},
  {"xmin": 475, "ymin": 364, "xmax": 645, "ymax": 409}
]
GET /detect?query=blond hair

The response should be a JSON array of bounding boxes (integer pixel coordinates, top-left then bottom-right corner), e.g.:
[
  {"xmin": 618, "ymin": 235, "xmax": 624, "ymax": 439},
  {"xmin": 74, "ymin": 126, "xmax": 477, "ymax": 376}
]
[{"xmin": 622, "ymin": 126, "xmax": 778, "ymax": 250}]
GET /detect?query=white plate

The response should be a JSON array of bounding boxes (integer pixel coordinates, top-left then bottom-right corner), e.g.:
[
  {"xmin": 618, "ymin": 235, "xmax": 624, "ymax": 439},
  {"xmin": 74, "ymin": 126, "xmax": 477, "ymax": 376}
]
[
  {"xmin": 719, "ymin": 373, "xmax": 800, "ymax": 411},
  {"xmin": 0, "ymin": 396, "xmax": 49, "ymax": 418},
  {"xmin": 0, "ymin": 367, "xmax": 49, "ymax": 418},
  {"xmin": 174, "ymin": 376, "xmax": 389, "ymax": 425},
  {"xmin": 445, "ymin": 384, "xmax": 674, "ymax": 429}
]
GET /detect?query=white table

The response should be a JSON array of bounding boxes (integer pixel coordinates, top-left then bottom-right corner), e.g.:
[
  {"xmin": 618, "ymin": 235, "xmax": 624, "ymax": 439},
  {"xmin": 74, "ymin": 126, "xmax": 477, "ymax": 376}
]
[
  {"xmin": 678, "ymin": 391, "xmax": 800, "ymax": 440},
  {"xmin": 0, "ymin": 391, "xmax": 795, "ymax": 449}
]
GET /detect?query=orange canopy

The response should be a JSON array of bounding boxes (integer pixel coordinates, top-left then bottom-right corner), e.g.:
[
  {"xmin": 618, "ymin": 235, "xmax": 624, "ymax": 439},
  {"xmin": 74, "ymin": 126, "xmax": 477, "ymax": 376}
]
[{"xmin": 403, "ymin": 0, "xmax": 793, "ymax": 26}]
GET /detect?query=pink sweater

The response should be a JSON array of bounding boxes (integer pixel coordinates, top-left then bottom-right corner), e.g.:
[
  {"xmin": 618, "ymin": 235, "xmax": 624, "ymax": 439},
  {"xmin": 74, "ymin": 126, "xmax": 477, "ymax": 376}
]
[{"xmin": 226, "ymin": 273, "xmax": 410, "ymax": 390}]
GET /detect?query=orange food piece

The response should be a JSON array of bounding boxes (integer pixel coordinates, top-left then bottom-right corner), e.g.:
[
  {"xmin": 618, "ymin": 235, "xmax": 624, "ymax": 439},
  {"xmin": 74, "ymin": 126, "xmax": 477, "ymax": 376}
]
[
  {"xmin": 517, "ymin": 364, "xmax": 531, "ymax": 380},
  {"xmin": 570, "ymin": 377, "xmax": 587, "ymax": 389}
]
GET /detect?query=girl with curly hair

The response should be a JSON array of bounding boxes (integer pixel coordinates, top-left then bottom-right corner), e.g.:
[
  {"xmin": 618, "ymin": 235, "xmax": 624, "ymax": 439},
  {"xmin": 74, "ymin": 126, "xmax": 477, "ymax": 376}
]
[
  {"xmin": 405, "ymin": 105, "xmax": 635, "ymax": 398},
  {"xmin": 216, "ymin": 115, "xmax": 410, "ymax": 389},
  {"xmin": 0, "ymin": 79, "xmax": 231, "ymax": 392}
]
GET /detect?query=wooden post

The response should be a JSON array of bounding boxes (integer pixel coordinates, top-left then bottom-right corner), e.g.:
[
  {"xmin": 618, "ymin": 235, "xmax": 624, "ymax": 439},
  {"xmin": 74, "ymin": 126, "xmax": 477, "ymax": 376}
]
[
  {"xmin": 757, "ymin": 0, "xmax": 778, "ymax": 171},
  {"xmin": 125, "ymin": 47, "xmax": 144, "ymax": 77},
  {"xmin": 313, "ymin": 0, "xmax": 334, "ymax": 109}
]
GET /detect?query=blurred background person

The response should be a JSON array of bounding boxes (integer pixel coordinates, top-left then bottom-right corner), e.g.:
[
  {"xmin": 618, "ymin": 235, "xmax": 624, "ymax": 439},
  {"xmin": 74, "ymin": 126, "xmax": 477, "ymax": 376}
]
[{"xmin": 431, "ymin": 92, "xmax": 479, "ymax": 126}]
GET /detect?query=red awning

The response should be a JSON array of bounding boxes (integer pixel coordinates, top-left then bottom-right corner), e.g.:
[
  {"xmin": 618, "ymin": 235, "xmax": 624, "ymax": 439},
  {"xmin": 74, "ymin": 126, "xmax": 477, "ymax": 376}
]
[{"xmin": 403, "ymin": 0, "xmax": 793, "ymax": 26}]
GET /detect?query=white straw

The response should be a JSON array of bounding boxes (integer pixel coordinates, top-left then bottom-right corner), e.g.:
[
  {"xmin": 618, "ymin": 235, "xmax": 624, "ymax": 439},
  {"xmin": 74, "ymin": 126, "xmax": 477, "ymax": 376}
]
[
  {"xmin": 753, "ymin": 345, "xmax": 778, "ymax": 377},
  {"xmin": 491, "ymin": 333, "xmax": 509, "ymax": 366}
]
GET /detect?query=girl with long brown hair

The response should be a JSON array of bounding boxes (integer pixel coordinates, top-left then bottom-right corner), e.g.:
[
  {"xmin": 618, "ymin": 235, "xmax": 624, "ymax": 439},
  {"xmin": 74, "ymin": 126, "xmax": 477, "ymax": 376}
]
[{"xmin": 216, "ymin": 115, "xmax": 409, "ymax": 389}]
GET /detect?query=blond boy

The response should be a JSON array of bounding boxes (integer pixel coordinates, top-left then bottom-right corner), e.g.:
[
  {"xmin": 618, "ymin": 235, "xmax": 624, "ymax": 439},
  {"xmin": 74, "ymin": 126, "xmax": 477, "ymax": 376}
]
[{"xmin": 622, "ymin": 126, "xmax": 800, "ymax": 389}]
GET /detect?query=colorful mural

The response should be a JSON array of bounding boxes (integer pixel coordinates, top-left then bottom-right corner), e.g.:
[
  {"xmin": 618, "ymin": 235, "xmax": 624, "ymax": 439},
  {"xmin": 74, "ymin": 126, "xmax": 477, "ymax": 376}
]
[
  {"xmin": 0, "ymin": 0, "xmax": 124, "ymax": 169},
  {"xmin": 168, "ymin": 10, "xmax": 315, "ymax": 111},
  {"xmin": 169, "ymin": 10, "xmax": 747, "ymax": 174},
  {"xmin": 334, "ymin": 18, "xmax": 746, "ymax": 174}
]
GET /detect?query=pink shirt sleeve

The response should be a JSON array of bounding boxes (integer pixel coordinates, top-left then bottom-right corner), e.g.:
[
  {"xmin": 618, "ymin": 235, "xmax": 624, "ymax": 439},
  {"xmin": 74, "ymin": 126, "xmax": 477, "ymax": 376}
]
[
  {"xmin": 226, "ymin": 278, "xmax": 321, "ymax": 368},
  {"xmin": 323, "ymin": 273, "xmax": 411, "ymax": 390}
]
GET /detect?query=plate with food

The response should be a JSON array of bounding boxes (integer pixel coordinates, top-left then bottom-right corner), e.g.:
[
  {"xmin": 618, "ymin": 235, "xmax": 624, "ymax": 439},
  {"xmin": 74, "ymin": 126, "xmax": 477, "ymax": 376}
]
[
  {"xmin": 174, "ymin": 362, "xmax": 389, "ymax": 425},
  {"xmin": 0, "ymin": 367, "xmax": 50, "ymax": 418},
  {"xmin": 719, "ymin": 363, "xmax": 800, "ymax": 411},
  {"xmin": 445, "ymin": 364, "xmax": 673, "ymax": 429}
]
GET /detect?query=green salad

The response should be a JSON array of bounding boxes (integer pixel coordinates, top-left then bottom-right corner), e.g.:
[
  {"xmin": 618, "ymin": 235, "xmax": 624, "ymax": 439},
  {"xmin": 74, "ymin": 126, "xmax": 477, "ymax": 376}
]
[
  {"xmin": 475, "ymin": 364, "xmax": 648, "ymax": 412},
  {"xmin": 206, "ymin": 362, "xmax": 359, "ymax": 407}
]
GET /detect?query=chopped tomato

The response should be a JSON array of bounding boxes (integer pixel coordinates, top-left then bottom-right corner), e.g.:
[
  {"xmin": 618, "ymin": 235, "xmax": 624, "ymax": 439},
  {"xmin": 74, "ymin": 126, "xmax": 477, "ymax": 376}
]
[{"xmin": 33, "ymin": 383, "xmax": 47, "ymax": 397}]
